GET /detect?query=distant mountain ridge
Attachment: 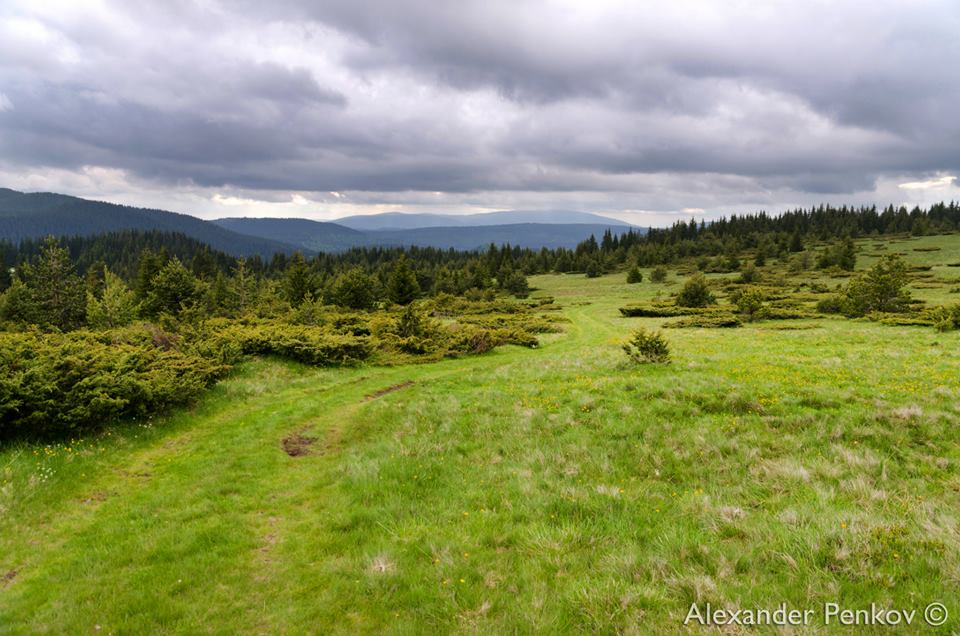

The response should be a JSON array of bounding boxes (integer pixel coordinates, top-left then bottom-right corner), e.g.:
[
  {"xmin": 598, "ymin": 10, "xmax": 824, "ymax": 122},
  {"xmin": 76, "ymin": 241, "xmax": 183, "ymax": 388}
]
[
  {"xmin": 365, "ymin": 223, "xmax": 638, "ymax": 250},
  {"xmin": 0, "ymin": 188, "xmax": 643, "ymax": 255},
  {"xmin": 216, "ymin": 218, "xmax": 641, "ymax": 252},
  {"xmin": 212, "ymin": 217, "xmax": 365, "ymax": 253},
  {"xmin": 333, "ymin": 209, "xmax": 629, "ymax": 231},
  {"xmin": 0, "ymin": 188, "xmax": 301, "ymax": 257}
]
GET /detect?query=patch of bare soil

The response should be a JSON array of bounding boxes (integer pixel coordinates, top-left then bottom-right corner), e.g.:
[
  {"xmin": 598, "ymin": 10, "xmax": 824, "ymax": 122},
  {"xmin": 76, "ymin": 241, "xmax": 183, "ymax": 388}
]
[
  {"xmin": 281, "ymin": 432, "xmax": 317, "ymax": 457},
  {"xmin": 2, "ymin": 568, "xmax": 19, "ymax": 586},
  {"xmin": 364, "ymin": 381, "xmax": 414, "ymax": 401}
]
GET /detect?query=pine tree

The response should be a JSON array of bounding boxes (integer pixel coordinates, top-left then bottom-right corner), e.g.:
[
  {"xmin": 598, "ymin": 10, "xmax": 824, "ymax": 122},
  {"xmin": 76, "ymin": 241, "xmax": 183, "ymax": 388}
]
[
  {"xmin": 387, "ymin": 255, "xmax": 420, "ymax": 305},
  {"xmin": 20, "ymin": 237, "xmax": 87, "ymax": 330},
  {"xmin": 232, "ymin": 258, "xmax": 257, "ymax": 314},
  {"xmin": 585, "ymin": 259, "xmax": 602, "ymax": 278},
  {"xmin": 87, "ymin": 267, "xmax": 138, "ymax": 329},
  {"xmin": 283, "ymin": 253, "xmax": 318, "ymax": 307},
  {"xmin": 326, "ymin": 268, "xmax": 379, "ymax": 310},
  {"xmin": 503, "ymin": 271, "xmax": 530, "ymax": 298},
  {"xmin": 144, "ymin": 257, "xmax": 198, "ymax": 316},
  {"xmin": 135, "ymin": 248, "xmax": 165, "ymax": 304},
  {"xmin": 789, "ymin": 230, "xmax": 804, "ymax": 253},
  {"xmin": 676, "ymin": 273, "xmax": 715, "ymax": 307}
]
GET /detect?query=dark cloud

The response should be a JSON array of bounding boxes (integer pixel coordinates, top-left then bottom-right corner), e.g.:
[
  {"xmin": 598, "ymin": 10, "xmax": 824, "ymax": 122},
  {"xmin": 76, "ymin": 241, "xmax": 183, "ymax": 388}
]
[{"xmin": 0, "ymin": 0, "xmax": 958, "ymax": 216}]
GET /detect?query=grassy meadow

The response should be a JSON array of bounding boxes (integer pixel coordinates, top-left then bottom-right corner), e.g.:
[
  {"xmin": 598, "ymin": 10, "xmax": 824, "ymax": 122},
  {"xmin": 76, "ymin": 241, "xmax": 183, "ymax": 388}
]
[{"xmin": 2, "ymin": 234, "xmax": 960, "ymax": 633}]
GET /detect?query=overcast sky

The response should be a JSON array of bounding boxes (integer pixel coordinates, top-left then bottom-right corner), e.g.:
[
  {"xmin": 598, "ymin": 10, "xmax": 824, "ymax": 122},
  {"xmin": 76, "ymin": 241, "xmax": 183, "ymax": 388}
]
[{"xmin": 1, "ymin": 0, "xmax": 958, "ymax": 225}]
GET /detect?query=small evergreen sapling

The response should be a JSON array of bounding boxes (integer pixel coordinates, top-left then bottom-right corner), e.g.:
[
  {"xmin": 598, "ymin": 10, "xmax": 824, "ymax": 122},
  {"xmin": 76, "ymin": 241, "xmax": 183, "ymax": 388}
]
[
  {"xmin": 622, "ymin": 328, "xmax": 671, "ymax": 364},
  {"xmin": 676, "ymin": 273, "xmax": 715, "ymax": 307}
]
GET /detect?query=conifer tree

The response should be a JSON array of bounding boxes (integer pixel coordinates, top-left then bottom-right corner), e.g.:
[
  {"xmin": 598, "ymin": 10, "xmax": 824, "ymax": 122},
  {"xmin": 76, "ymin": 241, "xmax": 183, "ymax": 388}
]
[
  {"xmin": 18, "ymin": 237, "xmax": 86, "ymax": 330},
  {"xmin": 387, "ymin": 255, "xmax": 420, "ymax": 305},
  {"xmin": 144, "ymin": 257, "xmax": 198, "ymax": 316},
  {"xmin": 283, "ymin": 253, "xmax": 318, "ymax": 307},
  {"xmin": 87, "ymin": 267, "xmax": 138, "ymax": 329}
]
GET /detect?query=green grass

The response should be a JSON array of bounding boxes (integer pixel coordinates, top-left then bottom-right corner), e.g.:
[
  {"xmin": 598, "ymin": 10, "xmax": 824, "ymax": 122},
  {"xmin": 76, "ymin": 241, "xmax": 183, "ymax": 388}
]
[{"xmin": 3, "ymin": 238, "xmax": 960, "ymax": 633}]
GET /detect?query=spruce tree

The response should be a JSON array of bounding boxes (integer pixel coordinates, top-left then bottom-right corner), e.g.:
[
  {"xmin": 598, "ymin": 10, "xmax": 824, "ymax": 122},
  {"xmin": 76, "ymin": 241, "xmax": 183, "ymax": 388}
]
[
  {"xmin": 283, "ymin": 253, "xmax": 318, "ymax": 307},
  {"xmin": 87, "ymin": 267, "xmax": 138, "ymax": 329},
  {"xmin": 144, "ymin": 257, "xmax": 198, "ymax": 316},
  {"xmin": 327, "ymin": 268, "xmax": 379, "ymax": 310},
  {"xmin": 21, "ymin": 237, "xmax": 86, "ymax": 330},
  {"xmin": 387, "ymin": 255, "xmax": 420, "ymax": 305}
]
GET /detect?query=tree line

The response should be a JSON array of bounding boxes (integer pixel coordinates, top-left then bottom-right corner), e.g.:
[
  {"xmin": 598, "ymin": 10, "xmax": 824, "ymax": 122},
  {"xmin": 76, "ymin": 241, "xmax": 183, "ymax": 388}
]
[{"xmin": 1, "ymin": 201, "xmax": 958, "ymax": 331}]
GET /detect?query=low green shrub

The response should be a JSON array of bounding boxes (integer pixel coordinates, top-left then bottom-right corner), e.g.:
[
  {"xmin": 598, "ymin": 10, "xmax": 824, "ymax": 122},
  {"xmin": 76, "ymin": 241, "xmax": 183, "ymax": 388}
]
[
  {"xmin": 871, "ymin": 313, "xmax": 935, "ymax": 327},
  {"xmin": 816, "ymin": 295, "xmax": 845, "ymax": 314},
  {"xmin": 663, "ymin": 314, "xmax": 742, "ymax": 328},
  {"xmin": 622, "ymin": 328, "xmax": 671, "ymax": 363},
  {"xmin": 926, "ymin": 305, "xmax": 960, "ymax": 332},
  {"xmin": 676, "ymin": 273, "xmax": 716, "ymax": 308},
  {"xmin": 207, "ymin": 323, "xmax": 373, "ymax": 366},
  {"xmin": 762, "ymin": 307, "xmax": 817, "ymax": 320},
  {"xmin": 732, "ymin": 286, "xmax": 766, "ymax": 321},
  {"xmin": 0, "ymin": 328, "xmax": 227, "ymax": 439},
  {"xmin": 619, "ymin": 303, "xmax": 689, "ymax": 317}
]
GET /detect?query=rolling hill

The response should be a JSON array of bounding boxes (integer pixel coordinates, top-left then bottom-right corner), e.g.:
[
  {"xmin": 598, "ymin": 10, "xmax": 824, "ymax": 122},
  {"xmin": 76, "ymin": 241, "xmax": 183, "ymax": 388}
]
[
  {"xmin": 0, "ymin": 188, "xmax": 642, "ymax": 255},
  {"xmin": 213, "ymin": 217, "xmax": 640, "ymax": 252},
  {"xmin": 366, "ymin": 223, "xmax": 640, "ymax": 250},
  {"xmin": 0, "ymin": 188, "xmax": 302, "ymax": 257},
  {"xmin": 213, "ymin": 217, "xmax": 366, "ymax": 253},
  {"xmin": 333, "ymin": 209, "xmax": 630, "ymax": 230}
]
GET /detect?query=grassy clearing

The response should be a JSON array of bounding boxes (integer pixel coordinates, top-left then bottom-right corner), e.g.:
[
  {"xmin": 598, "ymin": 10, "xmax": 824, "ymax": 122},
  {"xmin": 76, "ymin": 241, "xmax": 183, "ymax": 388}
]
[{"xmin": 2, "ymin": 236, "xmax": 960, "ymax": 633}]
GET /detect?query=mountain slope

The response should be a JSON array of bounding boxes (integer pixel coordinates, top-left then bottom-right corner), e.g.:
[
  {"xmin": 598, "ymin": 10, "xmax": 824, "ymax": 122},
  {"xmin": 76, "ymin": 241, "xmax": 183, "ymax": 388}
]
[
  {"xmin": 212, "ymin": 217, "xmax": 366, "ymax": 253},
  {"xmin": 334, "ymin": 210, "xmax": 629, "ymax": 231},
  {"xmin": 366, "ymin": 223, "xmax": 640, "ymax": 250},
  {"xmin": 0, "ymin": 188, "xmax": 302, "ymax": 257}
]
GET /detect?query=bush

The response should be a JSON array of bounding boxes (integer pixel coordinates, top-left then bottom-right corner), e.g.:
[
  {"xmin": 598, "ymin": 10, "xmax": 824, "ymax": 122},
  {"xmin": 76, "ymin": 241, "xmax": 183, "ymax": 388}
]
[
  {"xmin": 0, "ymin": 328, "xmax": 228, "ymax": 439},
  {"xmin": 841, "ymin": 255, "xmax": 911, "ymax": 317},
  {"xmin": 738, "ymin": 264, "xmax": 759, "ymax": 283},
  {"xmin": 664, "ymin": 314, "xmax": 742, "ymax": 328},
  {"xmin": 209, "ymin": 323, "xmax": 373, "ymax": 366},
  {"xmin": 817, "ymin": 238, "xmax": 857, "ymax": 271},
  {"xmin": 676, "ymin": 273, "xmax": 715, "ymax": 307},
  {"xmin": 502, "ymin": 271, "xmax": 531, "ymax": 298},
  {"xmin": 622, "ymin": 328, "xmax": 671, "ymax": 363},
  {"xmin": 650, "ymin": 266, "xmax": 668, "ymax": 283},
  {"xmin": 733, "ymin": 286, "xmax": 766, "ymax": 321},
  {"xmin": 626, "ymin": 267, "xmax": 643, "ymax": 284},
  {"xmin": 816, "ymin": 295, "xmax": 845, "ymax": 314},
  {"xmin": 928, "ymin": 305, "xmax": 960, "ymax": 332},
  {"xmin": 585, "ymin": 260, "xmax": 602, "ymax": 278},
  {"xmin": 762, "ymin": 307, "xmax": 816, "ymax": 320},
  {"xmin": 619, "ymin": 303, "xmax": 688, "ymax": 317}
]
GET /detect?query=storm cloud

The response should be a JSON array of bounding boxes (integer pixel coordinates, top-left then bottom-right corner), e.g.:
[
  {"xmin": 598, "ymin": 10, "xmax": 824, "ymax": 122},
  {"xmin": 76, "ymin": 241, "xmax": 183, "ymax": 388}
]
[{"xmin": 0, "ymin": 0, "xmax": 958, "ymax": 222}]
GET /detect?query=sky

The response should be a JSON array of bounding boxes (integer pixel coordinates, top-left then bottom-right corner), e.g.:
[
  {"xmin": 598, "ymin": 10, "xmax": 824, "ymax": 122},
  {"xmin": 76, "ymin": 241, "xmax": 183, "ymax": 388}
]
[{"xmin": 1, "ymin": 0, "xmax": 958, "ymax": 226}]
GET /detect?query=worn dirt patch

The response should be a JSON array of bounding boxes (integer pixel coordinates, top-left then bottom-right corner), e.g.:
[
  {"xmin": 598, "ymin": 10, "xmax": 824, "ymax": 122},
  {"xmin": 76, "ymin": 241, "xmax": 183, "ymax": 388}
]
[
  {"xmin": 80, "ymin": 491, "xmax": 110, "ymax": 505},
  {"xmin": 2, "ymin": 568, "xmax": 19, "ymax": 586},
  {"xmin": 364, "ymin": 381, "xmax": 414, "ymax": 401},
  {"xmin": 282, "ymin": 432, "xmax": 317, "ymax": 457}
]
